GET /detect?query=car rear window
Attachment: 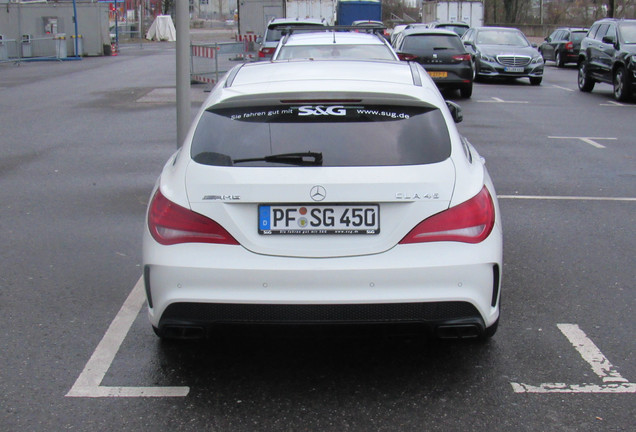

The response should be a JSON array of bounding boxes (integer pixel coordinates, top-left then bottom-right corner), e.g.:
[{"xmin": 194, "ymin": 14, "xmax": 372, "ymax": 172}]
[
  {"xmin": 191, "ymin": 104, "xmax": 451, "ymax": 167},
  {"xmin": 276, "ymin": 45, "xmax": 396, "ymax": 61},
  {"xmin": 436, "ymin": 25, "xmax": 469, "ymax": 36},
  {"xmin": 402, "ymin": 34, "xmax": 464, "ymax": 54},
  {"xmin": 571, "ymin": 31, "xmax": 587, "ymax": 42},
  {"xmin": 266, "ymin": 24, "xmax": 326, "ymax": 42}
]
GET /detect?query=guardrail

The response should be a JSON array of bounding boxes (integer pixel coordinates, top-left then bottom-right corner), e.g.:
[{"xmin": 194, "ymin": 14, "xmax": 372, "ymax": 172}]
[{"xmin": 190, "ymin": 41, "xmax": 253, "ymax": 85}]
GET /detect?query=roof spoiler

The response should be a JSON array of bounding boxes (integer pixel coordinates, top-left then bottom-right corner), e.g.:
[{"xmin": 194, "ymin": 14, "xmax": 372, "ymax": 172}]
[{"xmin": 279, "ymin": 25, "xmax": 387, "ymax": 37}]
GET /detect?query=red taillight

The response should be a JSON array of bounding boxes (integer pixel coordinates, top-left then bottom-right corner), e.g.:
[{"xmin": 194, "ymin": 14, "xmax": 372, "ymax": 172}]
[
  {"xmin": 258, "ymin": 47, "xmax": 275, "ymax": 58},
  {"xmin": 452, "ymin": 54, "xmax": 472, "ymax": 62},
  {"xmin": 399, "ymin": 186, "xmax": 495, "ymax": 244},
  {"xmin": 148, "ymin": 190, "xmax": 239, "ymax": 246},
  {"xmin": 565, "ymin": 42, "xmax": 574, "ymax": 51},
  {"xmin": 398, "ymin": 53, "xmax": 417, "ymax": 61}
]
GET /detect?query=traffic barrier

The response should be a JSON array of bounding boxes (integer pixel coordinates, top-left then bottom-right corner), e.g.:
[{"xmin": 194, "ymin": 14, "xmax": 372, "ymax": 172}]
[
  {"xmin": 190, "ymin": 41, "xmax": 252, "ymax": 85},
  {"xmin": 236, "ymin": 34, "xmax": 259, "ymax": 42}
]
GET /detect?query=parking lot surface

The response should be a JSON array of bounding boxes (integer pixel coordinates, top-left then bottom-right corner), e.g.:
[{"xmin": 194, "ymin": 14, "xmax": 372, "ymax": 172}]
[{"xmin": 1, "ymin": 40, "xmax": 634, "ymax": 431}]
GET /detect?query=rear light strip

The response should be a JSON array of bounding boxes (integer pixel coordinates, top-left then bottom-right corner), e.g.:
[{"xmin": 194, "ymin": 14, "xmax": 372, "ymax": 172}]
[
  {"xmin": 148, "ymin": 190, "xmax": 239, "ymax": 246},
  {"xmin": 452, "ymin": 54, "xmax": 472, "ymax": 62},
  {"xmin": 399, "ymin": 186, "xmax": 495, "ymax": 244}
]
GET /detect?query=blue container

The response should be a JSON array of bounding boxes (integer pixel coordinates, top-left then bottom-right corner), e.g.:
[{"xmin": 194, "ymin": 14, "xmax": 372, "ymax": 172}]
[{"xmin": 337, "ymin": 0, "xmax": 382, "ymax": 26}]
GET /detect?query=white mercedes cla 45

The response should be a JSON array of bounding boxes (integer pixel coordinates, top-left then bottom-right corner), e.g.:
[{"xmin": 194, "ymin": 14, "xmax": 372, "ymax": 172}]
[{"xmin": 143, "ymin": 59, "xmax": 503, "ymax": 340}]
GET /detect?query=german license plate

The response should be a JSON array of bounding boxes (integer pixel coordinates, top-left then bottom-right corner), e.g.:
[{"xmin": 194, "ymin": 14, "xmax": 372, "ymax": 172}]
[
  {"xmin": 259, "ymin": 204, "xmax": 379, "ymax": 235},
  {"xmin": 504, "ymin": 66, "xmax": 524, "ymax": 73},
  {"xmin": 428, "ymin": 71, "xmax": 448, "ymax": 78}
]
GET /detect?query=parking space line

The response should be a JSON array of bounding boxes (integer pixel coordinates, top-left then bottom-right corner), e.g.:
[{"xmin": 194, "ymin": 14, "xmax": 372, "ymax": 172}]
[
  {"xmin": 498, "ymin": 195, "xmax": 636, "ymax": 202},
  {"xmin": 551, "ymin": 85, "xmax": 574, "ymax": 92},
  {"xmin": 600, "ymin": 100, "xmax": 636, "ymax": 107},
  {"xmin": 476, "ymin": 97, "xmax": 528, "ymax": 104},
  {"xmin": 548, "ymin": 136, "xmax": 616, "ymax": 148},
  {"xmin": 511, "ymin": 324, "xmax": 636, "ymax": 394},
  {"xmin": 65, "ymin": 278, "xmax": 190, "ymax": 398}
]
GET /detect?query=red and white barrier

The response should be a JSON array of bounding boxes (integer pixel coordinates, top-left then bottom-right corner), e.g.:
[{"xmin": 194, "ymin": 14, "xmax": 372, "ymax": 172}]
[
  {"xmin": 191, "ymin": 45, "xmax": 216, "ymax": 59},
  {"xmin": 236, "ymin": 34, "xmax": 260, "ymax": 42}
]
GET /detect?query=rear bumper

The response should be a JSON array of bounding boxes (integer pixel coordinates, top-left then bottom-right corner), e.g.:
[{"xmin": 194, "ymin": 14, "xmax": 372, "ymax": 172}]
[
  {"xmin": 143, "ymin": 227, "xmax": 503, "ymax": 331},
  {"xmin": 422, "ymin": 64, "xmax": 473, "ymax": 88}
]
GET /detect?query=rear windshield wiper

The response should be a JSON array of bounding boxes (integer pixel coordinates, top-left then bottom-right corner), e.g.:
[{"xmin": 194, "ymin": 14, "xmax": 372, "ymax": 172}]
[{"xmin": 233, "ymin": 152, "xmax": 323, "ymax": 166}]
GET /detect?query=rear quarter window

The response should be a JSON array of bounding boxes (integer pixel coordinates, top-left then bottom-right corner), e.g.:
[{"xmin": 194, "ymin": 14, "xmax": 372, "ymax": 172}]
[{"xmin": 191, "ymin": 104, "xmax": 452, "ymax": 167}]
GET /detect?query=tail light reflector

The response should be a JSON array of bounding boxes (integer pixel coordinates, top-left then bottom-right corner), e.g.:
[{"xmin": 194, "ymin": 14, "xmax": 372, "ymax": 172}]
[
  {"xmin": 258, "ymin": 47, "xmax": 275, "ymax": 58},
  {"xmin": 399, "ymin": 186, "xmax": 495, "ymax": 244},
  {"xmin": 398, "ymin": 53, "xmax": 417, "ymax": 61},
  {"xmin": 565, "ymin": 42, "xmax": 573, "ymax": 51},
  {"xmin": 452, "ymin": 54, "xmax": 472, "ymax": 62},
  {"xmin": 148, "ymin": 190, "xmax": 239, "ymax": 246}
]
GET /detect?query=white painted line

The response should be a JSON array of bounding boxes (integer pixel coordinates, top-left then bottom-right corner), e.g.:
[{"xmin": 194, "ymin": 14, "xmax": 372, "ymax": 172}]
[
  {"xmin": 548, "ymin": 136, "xmax": 617, "ymax": 149},
  {"xmin": 600, "ymin": 100, "xmax": 636, "ymax": 107},
  {"xmin": 557, "ymin": 324, "xmax": 629, "ymax": 383},
  {"xmin": 551, "ymin": 85, "xmax": 574, "ymax": 92},
  {"xmin": 498, "ymin": 195, "xmax": 636, "ymax": 202},
  {"xmin": 477, "ymin": 97, "xmax": 528, "ymax": 104},
  {"xmin": 511, "ymin": 324, "xmax": 636, "ymax": 394},
  {"xmin": 66, "ymin": 277, "xmax": 190, "ymax": 398},
  {"xmin": 511, "ymin": 382, "xmax": 636, "ymax": 394}
]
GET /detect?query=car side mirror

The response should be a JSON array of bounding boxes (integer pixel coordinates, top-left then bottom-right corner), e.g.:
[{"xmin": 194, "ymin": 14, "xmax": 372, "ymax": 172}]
[
  {"xmin": 446, "ymin": 101, "xmax": 463, "ymax": 123},
  {"xmin": 545, "ymin": 37, "xmax": 550, "ymax": 42},
  {"xmin": 602, "ymin": 35, "xmax": 615, "ymax": 45},
  {"xmin": 256, "ymin": 36, "xmax": 263, "ymax": 44},
  {"xmin": 531, "ymin": 43, "xmax": 538, "ymax": 48}
]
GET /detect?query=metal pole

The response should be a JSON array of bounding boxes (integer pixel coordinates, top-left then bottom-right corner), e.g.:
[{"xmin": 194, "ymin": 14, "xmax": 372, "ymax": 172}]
[
  {"xmin": 115, "ymin": 0, "xmax": 119, "ymax": 48},
  {"xmin": 72, "ymin": 0, "xmax": 79, "ymax": 56},
  {"xmin": 176, "ymin": 0, "xmax": 192, "ymax": 148}
]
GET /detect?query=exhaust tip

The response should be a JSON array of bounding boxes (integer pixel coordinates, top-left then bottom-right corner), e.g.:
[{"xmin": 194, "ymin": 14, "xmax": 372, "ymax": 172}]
[
  {"xmin": 160, "ymin": 325, "xmax": 206, "ymax": 340},
  {"xmin": 435, "ymin": 323, "xmax": 483, "ymax": 339}
]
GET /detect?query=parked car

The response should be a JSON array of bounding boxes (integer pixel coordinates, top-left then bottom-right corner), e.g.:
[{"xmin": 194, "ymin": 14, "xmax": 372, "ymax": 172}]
[
  {"xmin": 272, "ymin": 30, "xmax": 399, "ymax": 61},
  {"xmin": 256, "ymin": 18, "xmax": 327, "ymax": 59},
  {"xmin": 577, "ymin": 18, "xmax": 636, "ymax": 102},
  {"xmin": 143, "ymin": 59, "xmax": 502, "ymax": 341},
  {"xmin": 427, "ymin": 21, "xmax": 471, "ymax": 37},
  {"xmin": 461, "ymin": 26, "xmax": 544, "ymax": 85},
  {"xmin": 538, "ymin": 27, "xmax": 588, "ymax": 67},
  {"xmin": 390, "ymin": 24, "xmax": 408, "ymax": 45},
  {"xmin": 393, "ymin": 28, "xmax": 474, "ymax": 98},
  {"xmin": 351, "ymin": 20, "xmax": 390, "ymax": 39}
]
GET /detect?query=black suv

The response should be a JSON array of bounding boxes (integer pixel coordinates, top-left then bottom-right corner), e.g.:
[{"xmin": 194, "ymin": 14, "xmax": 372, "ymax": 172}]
[{"xmin": 577, "ymin": 19, "xmax": 636, "ymax": 101}]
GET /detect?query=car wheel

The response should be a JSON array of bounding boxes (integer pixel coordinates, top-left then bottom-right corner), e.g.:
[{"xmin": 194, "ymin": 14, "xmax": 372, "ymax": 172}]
[
  {"xmin": 472, "ymin": 62, "xmax": 482, "ymax": 83},
  {"xmin": 578, "ymin": 61, "xmax": 595, "ymax": 92},
  {"xmin": 459, "ymin": 83, "xmax": 473, "ymax": 98},
  {"xmin": 613, "ymin": 66, "xmax": 632, "ymax": 102},
  {"xmin": 529, "ymin": 76, "xmax": 542, "ymax": 86},
  {"xmin": 555, "ymin": 51, "xmax": 564, "ymax": 68}
]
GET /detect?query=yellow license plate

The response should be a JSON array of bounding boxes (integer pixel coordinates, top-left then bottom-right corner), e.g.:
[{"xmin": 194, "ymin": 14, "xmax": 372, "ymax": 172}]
[{"xmin": 428, "ymin": 71, "xmax": 448, "ymax": 78}]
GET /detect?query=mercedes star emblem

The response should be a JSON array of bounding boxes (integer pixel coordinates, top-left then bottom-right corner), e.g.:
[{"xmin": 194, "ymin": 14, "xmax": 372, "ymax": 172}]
[{"xmin": 310, "ymin": 185, "xmax": 326, "ymax": 202}]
